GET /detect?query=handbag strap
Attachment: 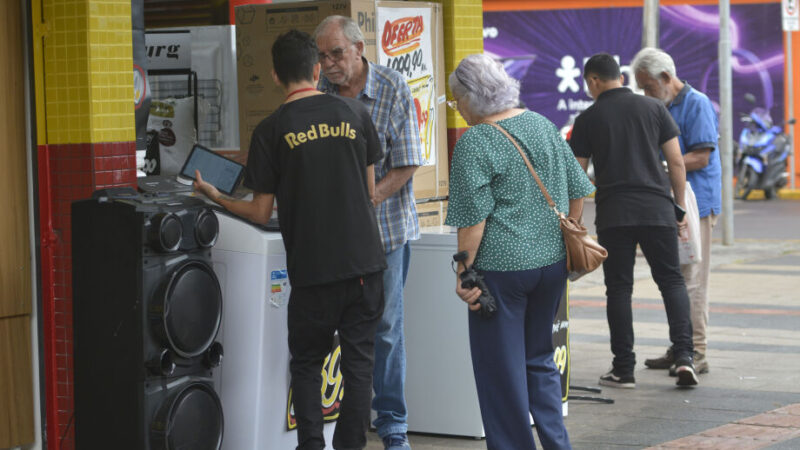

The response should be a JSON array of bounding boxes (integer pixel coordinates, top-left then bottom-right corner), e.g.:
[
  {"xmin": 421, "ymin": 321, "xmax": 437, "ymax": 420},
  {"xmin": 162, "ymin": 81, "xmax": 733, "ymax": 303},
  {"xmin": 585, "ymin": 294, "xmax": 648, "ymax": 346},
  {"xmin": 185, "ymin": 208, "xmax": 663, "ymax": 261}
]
[{"xmin": 482, "ymin": 121, "xmax": 561, "ymax": 215}]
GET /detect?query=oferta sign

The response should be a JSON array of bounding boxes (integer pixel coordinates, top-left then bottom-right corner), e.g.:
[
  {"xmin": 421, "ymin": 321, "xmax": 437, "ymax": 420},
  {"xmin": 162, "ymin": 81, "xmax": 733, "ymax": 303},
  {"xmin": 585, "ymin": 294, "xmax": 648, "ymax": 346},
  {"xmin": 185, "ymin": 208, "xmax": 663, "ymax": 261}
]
[{"xmin": 377, "ymin": 6, "xmax": 437, "ymax": 167}]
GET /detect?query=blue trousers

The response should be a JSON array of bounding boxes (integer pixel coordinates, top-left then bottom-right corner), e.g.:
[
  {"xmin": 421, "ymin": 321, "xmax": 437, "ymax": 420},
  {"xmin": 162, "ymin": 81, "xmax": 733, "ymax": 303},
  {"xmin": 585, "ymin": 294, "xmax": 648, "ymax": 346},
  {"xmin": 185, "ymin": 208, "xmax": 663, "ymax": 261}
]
[
  {"xmin": 372, "ymin": 242, "xmax": 411, "ymax": 437},
  {"xmin": 469, "ymin": 260, "xmax": 572, "ymax": 450}
]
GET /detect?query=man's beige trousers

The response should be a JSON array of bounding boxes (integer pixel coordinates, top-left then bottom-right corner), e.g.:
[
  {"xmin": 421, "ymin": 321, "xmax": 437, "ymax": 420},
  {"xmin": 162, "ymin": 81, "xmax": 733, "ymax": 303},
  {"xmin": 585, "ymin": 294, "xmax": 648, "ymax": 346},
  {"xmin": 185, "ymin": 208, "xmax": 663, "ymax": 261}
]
[{"xmin": 680, "ymin": 214, "xmax": 718, "ymax": 354}]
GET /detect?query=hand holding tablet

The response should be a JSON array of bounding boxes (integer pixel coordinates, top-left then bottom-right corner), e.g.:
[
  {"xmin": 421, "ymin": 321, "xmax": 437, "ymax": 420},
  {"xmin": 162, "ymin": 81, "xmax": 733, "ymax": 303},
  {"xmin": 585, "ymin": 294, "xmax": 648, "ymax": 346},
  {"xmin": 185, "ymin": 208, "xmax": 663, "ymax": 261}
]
[
  {"xmin": 180, "ymin": 144, "xmax": 245, "ymax": 197},
  {"xmin": 193, "ymin": 170, "xmax": 222, "ymax": 202}
]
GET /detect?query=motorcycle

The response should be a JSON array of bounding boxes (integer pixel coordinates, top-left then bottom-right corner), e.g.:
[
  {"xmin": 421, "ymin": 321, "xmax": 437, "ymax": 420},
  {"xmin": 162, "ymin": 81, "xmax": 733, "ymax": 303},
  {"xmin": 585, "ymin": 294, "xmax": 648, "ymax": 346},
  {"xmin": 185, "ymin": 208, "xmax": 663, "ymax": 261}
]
[{"xmin": 734, "ymin": 93, "xmax": 796, "ymax": 200}]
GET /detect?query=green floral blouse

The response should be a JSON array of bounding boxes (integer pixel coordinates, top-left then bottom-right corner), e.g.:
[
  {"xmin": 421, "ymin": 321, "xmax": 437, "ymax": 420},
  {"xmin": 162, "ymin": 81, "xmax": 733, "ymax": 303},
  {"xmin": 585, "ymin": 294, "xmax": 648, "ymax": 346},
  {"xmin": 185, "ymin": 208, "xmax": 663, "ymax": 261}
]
[{"xmin": 445, "ymin": 111, "xmax": 595, "ymax": 271}]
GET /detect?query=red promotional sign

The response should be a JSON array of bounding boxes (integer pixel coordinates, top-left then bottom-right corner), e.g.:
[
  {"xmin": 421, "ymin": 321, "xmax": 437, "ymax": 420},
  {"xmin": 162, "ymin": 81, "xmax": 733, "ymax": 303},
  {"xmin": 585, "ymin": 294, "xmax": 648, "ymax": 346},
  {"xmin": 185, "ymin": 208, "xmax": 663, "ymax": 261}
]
[
  {"xmin": 381, "ymin": 16, "xmax": 424, "ymax": 57},
  {"xmin": 378, "ymin": 7, "xmax": 437, "ymax": 166}
]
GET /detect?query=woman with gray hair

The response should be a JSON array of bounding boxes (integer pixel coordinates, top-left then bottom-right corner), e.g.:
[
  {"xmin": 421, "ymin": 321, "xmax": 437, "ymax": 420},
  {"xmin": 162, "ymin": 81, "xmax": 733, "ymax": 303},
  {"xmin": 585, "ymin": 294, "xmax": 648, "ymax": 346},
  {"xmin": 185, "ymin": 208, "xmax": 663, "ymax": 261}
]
[{"xmin": 444, "ymin": 53, "xmax": 594, "ymax": 450}]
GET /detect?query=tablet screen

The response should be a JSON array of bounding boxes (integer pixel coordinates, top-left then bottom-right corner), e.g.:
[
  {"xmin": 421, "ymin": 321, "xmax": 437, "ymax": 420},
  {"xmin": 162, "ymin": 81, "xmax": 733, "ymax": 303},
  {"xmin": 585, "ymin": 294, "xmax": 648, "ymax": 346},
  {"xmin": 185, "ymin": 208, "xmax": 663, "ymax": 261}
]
[{"xmin": 180, "ymin": 144, "xmax": 245, "ymax": 196}]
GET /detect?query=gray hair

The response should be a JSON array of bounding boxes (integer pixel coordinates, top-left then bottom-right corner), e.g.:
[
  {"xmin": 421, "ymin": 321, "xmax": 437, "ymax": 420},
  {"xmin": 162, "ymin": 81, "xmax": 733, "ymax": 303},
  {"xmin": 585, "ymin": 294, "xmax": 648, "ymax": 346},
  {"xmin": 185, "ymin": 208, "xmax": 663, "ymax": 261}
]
[
  {"xmin": 314, "ymin": 15, "xmax": 365, "ymax": 46},
  {"xmin": 448, "ymin": 54, "xmax": 520, "ymax": 117},
  {"xmin": 631, "ymin": 47, "xmax": 677, "ymax": 79}
]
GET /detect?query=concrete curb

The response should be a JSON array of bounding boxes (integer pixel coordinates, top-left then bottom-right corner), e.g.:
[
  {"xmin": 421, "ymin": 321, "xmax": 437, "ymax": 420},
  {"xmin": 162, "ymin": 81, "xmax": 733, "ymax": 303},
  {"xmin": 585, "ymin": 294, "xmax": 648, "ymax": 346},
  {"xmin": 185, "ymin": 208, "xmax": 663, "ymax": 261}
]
[
  {"xmin": 741, "ymin": 188, "xmax": 800, "ymax": 200},
  {"xmin": 779, "ymin": 188, "xmax": 800, "ymax": 200}
]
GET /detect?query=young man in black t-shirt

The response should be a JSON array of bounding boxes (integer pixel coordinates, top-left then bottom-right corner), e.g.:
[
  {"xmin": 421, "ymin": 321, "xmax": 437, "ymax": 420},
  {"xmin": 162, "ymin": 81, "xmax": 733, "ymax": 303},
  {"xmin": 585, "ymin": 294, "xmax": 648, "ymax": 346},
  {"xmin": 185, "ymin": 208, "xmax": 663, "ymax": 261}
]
[
  {"xmin": 569, "ymin": 54, "xmax": 698, "ymax": 389},
  {"xmin": 194, "ymin": 30, "xmax": 386, "ymax": 450}
]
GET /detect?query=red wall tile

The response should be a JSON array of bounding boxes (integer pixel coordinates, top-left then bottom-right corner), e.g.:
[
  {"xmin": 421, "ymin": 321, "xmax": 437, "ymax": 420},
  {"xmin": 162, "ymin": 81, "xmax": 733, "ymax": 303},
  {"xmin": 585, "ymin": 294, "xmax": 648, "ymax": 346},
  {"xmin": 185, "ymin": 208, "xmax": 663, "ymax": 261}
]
[{"xmin": 40, "ymin": 141, "xmax": 136, "ymax": 450}]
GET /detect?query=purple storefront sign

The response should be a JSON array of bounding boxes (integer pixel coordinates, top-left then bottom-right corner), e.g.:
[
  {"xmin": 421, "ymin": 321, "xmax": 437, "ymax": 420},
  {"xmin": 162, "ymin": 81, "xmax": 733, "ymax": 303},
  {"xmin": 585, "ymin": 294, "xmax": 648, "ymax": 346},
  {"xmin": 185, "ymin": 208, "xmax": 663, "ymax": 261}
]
[{"xmin": 483, "ymin": 4, "xmax": 785, "ymax": 135}]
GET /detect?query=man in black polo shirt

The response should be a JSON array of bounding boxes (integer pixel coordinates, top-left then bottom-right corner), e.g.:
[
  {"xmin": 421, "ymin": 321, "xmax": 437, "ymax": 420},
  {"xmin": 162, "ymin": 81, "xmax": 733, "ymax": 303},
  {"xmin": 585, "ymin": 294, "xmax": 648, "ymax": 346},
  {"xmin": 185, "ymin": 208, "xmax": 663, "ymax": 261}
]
[
  {"xmin": 569, "ymin": 53, "xmax": 698, "ymax": 388},
  {"xmin": 194, "ymin": 30, "xmax": 387, "ymax": 449}
]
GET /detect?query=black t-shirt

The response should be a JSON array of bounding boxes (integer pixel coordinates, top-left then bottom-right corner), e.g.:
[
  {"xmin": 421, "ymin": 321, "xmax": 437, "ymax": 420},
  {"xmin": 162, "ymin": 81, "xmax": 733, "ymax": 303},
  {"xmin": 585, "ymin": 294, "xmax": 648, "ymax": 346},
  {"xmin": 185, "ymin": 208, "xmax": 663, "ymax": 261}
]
[
  {"xmin": 569, "ymin": 88, "xmax": 681, "ymax": 231},
  {"xmin": 244, "ymin": 94, "xmax": 387, "ymax": 287}
]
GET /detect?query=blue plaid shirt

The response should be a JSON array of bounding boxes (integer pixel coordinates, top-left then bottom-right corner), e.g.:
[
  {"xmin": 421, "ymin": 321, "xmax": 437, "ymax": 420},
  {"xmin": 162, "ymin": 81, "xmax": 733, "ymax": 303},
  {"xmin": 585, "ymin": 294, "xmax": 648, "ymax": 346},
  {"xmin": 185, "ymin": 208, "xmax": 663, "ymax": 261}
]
[{"xmin": 319, "ymin": 61, "xmax": 423, "ymax": 252}]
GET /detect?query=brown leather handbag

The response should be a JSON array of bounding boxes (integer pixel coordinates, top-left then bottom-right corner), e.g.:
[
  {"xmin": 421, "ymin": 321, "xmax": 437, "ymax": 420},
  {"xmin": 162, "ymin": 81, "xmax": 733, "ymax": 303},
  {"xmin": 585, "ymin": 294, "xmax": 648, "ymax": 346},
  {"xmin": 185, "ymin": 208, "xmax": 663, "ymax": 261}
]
[{"xmin": 483, "ymin": 121, "xmax": 607, "ymax": 281}]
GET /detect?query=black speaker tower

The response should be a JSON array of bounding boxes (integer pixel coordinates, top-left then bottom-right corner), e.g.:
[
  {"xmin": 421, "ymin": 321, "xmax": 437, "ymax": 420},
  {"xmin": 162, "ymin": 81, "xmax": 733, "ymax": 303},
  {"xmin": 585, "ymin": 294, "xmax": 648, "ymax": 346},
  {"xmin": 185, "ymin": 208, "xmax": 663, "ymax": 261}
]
[{"xmin": 73, "ymin": 188, "xmax": 224, "ymax": 449}]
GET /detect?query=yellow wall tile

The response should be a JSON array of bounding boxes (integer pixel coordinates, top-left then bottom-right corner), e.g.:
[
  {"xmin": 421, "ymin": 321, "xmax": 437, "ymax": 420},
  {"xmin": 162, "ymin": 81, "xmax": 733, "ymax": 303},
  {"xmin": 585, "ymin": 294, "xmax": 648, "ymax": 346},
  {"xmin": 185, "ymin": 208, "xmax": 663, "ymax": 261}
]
[
  {"xmin": 42, "ymin": 0, "xmax": 134, "ymax": 144},
  {"xmin": 439, "ymin": 0, "xmax": 482, "ymax": 129},
  {"xmin": 85, "ymin": 0, "xmax": 134, "ymax": 142},
  {"xmin": 43, "ymin": 0, "xmax": 92, "ymax": 144}
]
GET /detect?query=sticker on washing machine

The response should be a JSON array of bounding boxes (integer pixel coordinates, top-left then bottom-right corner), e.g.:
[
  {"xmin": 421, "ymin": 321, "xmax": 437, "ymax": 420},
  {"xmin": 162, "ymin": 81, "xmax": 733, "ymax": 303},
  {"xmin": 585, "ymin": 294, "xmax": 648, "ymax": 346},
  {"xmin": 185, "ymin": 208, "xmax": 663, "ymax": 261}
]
[{"xmin": 269, "ymin": 269, "xmax": 289, "ymax": 308}]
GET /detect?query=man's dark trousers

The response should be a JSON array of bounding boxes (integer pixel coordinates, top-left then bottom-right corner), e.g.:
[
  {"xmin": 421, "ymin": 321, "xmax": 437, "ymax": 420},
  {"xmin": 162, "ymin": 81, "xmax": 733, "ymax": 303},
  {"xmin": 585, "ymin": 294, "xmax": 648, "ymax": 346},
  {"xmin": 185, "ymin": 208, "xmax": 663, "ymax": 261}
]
[
  {"xmin": 598, "ymin": 226, "xmax": 693, "ymax": 375},
  {"xmin": 288, "ymin": 271, "xmax": 385, "ymax": 450}
]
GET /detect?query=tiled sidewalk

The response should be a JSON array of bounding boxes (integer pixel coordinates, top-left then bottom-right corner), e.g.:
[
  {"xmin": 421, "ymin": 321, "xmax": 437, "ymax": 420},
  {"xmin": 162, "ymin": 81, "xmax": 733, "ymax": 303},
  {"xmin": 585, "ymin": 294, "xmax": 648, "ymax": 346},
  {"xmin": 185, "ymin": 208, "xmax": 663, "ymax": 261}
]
[{"xmin": 647, "ymin": 403, "xmax": 800, "ymax": 449}]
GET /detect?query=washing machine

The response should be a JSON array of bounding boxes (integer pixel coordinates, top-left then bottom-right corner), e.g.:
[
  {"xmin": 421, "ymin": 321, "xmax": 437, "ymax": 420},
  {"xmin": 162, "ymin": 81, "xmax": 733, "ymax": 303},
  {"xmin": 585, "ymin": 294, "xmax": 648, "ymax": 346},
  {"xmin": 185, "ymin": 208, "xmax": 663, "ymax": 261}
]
[
  {"xmin": 403, "ymin": 231, "xmax": 569, "ymax": 438},
  {"xmin": 211, "ymin": 211, "xmax": 336, "ymax": 449}
]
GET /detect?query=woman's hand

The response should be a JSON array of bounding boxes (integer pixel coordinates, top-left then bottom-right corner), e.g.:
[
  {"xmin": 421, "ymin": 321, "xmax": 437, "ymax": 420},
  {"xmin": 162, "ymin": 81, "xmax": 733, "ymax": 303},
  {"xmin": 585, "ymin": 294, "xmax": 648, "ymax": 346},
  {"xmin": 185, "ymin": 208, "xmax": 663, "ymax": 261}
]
[
  {"xmin": 193, "ymin": 170, "xmax": 221, "ymax": 203},
  {"xmin": 455, "ymin": 277, "xmax": 483, "ymax": 311},
  {"xmin": 455, "ymin": 222, "xmax": 486, "ymax": 312}
]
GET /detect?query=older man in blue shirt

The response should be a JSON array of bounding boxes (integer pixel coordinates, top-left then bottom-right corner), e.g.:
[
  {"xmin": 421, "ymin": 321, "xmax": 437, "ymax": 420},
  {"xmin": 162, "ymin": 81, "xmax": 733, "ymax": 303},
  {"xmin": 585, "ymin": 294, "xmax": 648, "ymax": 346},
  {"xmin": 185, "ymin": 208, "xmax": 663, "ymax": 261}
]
[
  {"xmin": 314, "ymin": 15, "xmax": 423, "ymax": 450},
  {"xmin": 633, "ymin": 47, "xmax": 721, "ymax": 375}
]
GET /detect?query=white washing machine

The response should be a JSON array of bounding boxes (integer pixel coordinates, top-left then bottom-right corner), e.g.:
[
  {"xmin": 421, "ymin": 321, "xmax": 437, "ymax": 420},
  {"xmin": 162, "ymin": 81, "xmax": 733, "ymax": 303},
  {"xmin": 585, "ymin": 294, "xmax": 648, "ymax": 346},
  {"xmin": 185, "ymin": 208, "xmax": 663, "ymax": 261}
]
[
  {"xmin": 404, "ymin": 230, "xmax": 568, "ymax": 439},
  {"xmin": 211, "ymin": 211, "xmax": 336, "ymax": 449},
  {"xmin": 403, "ymin": 231, "xmax": 485, "ymax": 438}
]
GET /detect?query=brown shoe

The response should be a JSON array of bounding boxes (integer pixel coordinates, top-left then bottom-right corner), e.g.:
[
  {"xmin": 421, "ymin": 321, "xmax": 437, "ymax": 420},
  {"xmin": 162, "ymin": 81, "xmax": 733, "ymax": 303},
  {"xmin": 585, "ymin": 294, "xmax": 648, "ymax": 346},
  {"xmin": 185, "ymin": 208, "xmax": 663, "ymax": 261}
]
[
  {"xmin": 693, "ymin": 352, "xmax": 709, "ymax": 374},
  {"xmin": 644, "ymin": 348, "xmax": 674, "ymax": 369}
]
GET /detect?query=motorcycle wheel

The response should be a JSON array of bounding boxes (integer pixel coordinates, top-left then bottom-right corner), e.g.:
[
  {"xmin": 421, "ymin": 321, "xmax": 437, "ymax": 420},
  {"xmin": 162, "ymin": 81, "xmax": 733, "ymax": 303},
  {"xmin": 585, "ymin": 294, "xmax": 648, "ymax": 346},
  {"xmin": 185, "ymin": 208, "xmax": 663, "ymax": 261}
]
[
  {"xmin": 735, "ymin": 166, "xmax": 755, "ymax": 200},
  {"xmin": 732, "ymin": 142, "xmax": 741, "ymax": 175}
]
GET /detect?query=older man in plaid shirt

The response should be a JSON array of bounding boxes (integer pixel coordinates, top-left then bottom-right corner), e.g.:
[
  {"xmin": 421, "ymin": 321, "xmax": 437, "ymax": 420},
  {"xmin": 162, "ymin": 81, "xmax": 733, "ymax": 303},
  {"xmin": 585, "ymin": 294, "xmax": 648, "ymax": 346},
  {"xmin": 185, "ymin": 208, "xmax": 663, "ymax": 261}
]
[{"xmin": 315, "ymin": 15, "xmax": 423, "ymax": 450}]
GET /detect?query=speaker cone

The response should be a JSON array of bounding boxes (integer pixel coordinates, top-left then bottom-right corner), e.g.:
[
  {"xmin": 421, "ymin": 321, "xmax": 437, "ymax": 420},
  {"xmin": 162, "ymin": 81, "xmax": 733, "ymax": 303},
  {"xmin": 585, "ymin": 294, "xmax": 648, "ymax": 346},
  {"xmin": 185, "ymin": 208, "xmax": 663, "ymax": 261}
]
[
  {"xmin": 204, "ymin": 342, "xmax": 224, "ymax": 368},
  {"xmin": 194, "ymin": 209, "xmax": 219, "ymax": 248},
  {"xmin": 149, "ymin": 213, "xmax": 182, "ymax": 252},
  {"xmin": 154, "ymin": 260, "xmax": 222, "ymax": 358},
  {"xmin": 146, "ymin": 349, "xmax": 176, "ymax": 377},
  {"xmin": 150, "ymin": 382, "xmax": 223, "ymax": 450}
]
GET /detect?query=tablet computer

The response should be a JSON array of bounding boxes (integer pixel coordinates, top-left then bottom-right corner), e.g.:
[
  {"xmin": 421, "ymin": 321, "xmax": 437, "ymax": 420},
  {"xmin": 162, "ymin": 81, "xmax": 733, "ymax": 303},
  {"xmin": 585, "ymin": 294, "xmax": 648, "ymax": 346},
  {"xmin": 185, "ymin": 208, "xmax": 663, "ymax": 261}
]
[{"xmin": 179, "ymin": 144, "xmax": 245, "ymax": 196}]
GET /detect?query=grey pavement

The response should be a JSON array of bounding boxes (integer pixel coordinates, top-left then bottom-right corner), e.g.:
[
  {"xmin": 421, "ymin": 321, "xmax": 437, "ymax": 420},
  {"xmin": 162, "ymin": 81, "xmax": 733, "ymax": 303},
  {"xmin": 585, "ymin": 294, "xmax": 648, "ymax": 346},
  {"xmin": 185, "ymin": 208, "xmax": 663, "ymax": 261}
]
[{"xmin": 366, "ymin": 198, "xmax": 800, "ymax": 449}]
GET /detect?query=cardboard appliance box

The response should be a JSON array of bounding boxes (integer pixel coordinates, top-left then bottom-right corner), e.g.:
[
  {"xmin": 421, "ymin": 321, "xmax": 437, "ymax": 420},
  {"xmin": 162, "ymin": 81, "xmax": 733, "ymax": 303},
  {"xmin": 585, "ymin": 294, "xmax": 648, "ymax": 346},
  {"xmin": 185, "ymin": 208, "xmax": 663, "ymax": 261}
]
[
  {"xmin": 235, "ymin": 1, "xmax": 447, "ymax": 201},
  {"xmin": 234, "ymin": 0, "xmax": 377, "ymax": 155},
  {"xmin": 415, "ymin": 199, "xmax": 448, "ymax": 228}
]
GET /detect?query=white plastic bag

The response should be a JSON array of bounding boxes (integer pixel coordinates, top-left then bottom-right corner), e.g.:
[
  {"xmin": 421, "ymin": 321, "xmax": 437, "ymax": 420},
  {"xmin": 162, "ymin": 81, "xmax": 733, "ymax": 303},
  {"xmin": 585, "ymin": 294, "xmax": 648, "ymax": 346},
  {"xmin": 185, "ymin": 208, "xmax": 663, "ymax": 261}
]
[{"xmin": 678, "ymin": 182, "xmax": 702, "ymax": 265}]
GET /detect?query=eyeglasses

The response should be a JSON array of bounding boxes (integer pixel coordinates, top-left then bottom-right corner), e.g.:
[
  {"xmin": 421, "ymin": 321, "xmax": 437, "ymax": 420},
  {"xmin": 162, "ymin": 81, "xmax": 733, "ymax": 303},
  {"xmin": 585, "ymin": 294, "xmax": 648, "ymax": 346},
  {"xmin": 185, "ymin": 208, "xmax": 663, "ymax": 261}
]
[
  {"xmin": 447, "ymin": 100, "xmax": 458, "ymax": 110},
  {"xmin": 318, "ymin": 46, "xmax": 348, "ymax": 63}
]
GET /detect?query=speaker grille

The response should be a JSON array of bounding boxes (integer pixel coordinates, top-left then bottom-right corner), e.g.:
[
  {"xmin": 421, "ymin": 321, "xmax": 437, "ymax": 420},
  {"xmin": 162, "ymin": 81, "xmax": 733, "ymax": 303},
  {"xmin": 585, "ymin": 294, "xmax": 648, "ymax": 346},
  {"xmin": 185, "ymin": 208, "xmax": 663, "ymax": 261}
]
[
  {"xmin": 151, "ymin": 382, "xmax": 224, "ymax": 450},
  {"xmin": 73, "ymin": 193, "xmax": 225, "ymax": 449},
  {"xmin": 159, "ymin": 260, "xmax": 222, "ymax": 358},
  {"xmin": 150, "ymin": 213, "xmax": 182, "ymax": 252},
  {"xmin": 194, "ymin": 208, "xmax": 219, "ymax": 248}
]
